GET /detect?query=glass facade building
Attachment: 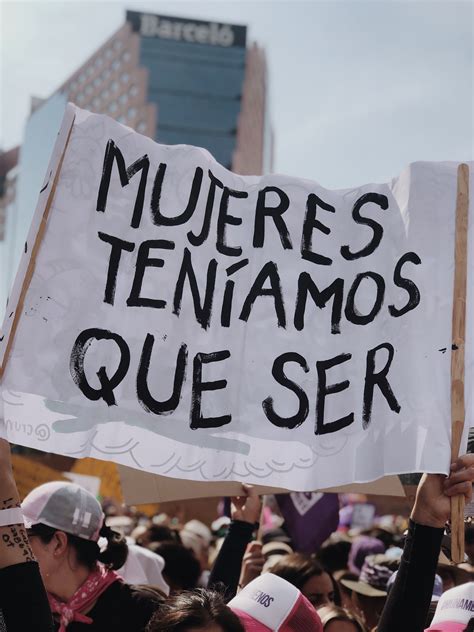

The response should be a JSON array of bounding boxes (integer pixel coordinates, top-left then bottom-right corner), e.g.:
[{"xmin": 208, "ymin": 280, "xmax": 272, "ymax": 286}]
[
  {"xmin": 1, "ymin": 10, "xmax": 272, "ymax": 319},
  {"xmin": 136, "ymin": 31, "xmax": 246, "ymax": 168}
]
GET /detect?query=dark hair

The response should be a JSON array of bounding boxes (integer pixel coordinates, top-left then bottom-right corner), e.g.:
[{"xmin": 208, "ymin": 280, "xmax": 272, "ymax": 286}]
[
  {"xmin": 137, "ymin": 525, "xmax": 182, "ymax": 547},
  {"xmin": 271, "ymin": 553, "xmax": 341, "ymax": 606},
  {"xmin": 465, "ymin": 618, "xmax": 474, "ymax": 632},
  {"xmin": 271, "ymin": 553, "xmax": 327, "ymax": 590},
  {"xmin": 28, "ymin": 522, "xmax": 128, "ymax": 570},
  {"xmin": 465, "ymin": 526, "xmax": 474, "ymax": 545},
  {"xmin": 148, "ymin": 541, "xmax": 201, "ymax": 591},
  {"xmin": 317, "ymin": 540, "xmax": 352, "ymax": 573},
  {"xmin": 425, "ymin": 601, "xmax": 438, "ymax": 628},
  {"xmin": 146, "ymin": 589, "xmax": 244, "ymax": 632}
]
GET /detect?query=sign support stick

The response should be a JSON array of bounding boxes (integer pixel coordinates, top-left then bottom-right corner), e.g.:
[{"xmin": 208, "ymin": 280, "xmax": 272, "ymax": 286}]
[{"xmin": 450, "ymin": 163, "xmax": 469, "ymax": 564}]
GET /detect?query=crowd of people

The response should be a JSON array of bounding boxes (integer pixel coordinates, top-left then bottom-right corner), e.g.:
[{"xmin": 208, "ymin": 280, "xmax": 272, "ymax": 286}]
[{"xmin": 1, "ymin": 435, "xmax": 474, "ymax": 632}]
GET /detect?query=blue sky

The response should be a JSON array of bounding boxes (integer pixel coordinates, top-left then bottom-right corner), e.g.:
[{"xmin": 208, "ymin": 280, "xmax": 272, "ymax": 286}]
[{"xmin": 1, "ymin": 0, "xmax": 472, "ymax": 188}]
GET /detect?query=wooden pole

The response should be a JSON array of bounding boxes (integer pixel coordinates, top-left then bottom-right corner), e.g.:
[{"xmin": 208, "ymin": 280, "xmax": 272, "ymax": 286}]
[
  {"xmin": 256, "ymin": 495, "xmax": 266, "ymax": 542},
  {"xmin": 450, "ymin": 163, "xmax": 469, "ymax": 564},
  {"xmin": 0, "ymin": 116, "xmax": 75, "ymax": 379}
]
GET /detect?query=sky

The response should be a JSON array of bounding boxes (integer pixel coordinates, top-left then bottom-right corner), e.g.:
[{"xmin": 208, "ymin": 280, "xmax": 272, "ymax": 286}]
[{"xmin": 1, "ymin": 0, "xmax": 473, "ymax": 189}]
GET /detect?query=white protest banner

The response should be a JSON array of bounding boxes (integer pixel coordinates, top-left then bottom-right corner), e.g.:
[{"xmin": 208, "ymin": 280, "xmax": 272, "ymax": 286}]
[{"xmin": 0, "ymin": 104, "xmax": 472, "ymax": 493}]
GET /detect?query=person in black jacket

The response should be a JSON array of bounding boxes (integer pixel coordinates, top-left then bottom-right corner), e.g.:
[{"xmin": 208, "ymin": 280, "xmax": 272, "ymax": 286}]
[
  {"xmin": 378, "ymin": 453, "xmax": 474, "ymax": 632},
  {"xmin": 208, "ymin": 484, "xmax": 262, "ymax": 599}
]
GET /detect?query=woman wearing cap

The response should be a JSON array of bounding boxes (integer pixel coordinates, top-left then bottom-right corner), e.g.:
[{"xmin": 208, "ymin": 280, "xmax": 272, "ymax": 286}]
[{"xmin": 21, "ymin": 477, "xmax": 164, "ymax": 631}]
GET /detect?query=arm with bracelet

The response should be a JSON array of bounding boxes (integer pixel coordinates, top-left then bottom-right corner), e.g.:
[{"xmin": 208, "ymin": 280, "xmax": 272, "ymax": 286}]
[{"xmin": 0, "ymin": 434, "xmax": 54, "ymax": 632}]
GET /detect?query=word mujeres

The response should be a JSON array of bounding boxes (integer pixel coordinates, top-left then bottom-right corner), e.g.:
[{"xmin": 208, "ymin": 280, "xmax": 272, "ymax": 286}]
[
  {"xmin": 95, "ymin": 140, "xmax": 422, "ymax": 333},
  {"xmin": 67, "ymin": 140, "xmax": 415, "ymax": 436}
]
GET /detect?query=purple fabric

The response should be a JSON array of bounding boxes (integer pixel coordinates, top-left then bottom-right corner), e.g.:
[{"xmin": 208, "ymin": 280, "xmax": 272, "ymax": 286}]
[
  {"xmin": 348, "ymin": 536, "xmax": 386, "ymax": 575},
  {"xmin": 275, "ymin": 492, "xmax": 339, "ymax": 554},
  {"xmin": 338, "ymin": 504, "xmax": 354, "ymax": 529}
]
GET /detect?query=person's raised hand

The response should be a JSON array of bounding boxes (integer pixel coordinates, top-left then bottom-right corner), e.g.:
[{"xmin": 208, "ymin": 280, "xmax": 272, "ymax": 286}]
[
  {"xmin": 411, "ymin": 453, "xmax": 474, "ymax": 529},
  {"xmin": 239, "ymin": 541, "xmax": 265, "ymax": 589},
  {"xmin": 231, "ymin": 484, "xmax": 262, "ymax": 525}
]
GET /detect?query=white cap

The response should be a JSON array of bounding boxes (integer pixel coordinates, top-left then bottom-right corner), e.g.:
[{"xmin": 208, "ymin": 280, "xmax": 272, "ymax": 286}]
[
  {"xmin": 183, "ymin": 519, "xmax": 212, "ymax": 546},
  {"xmin": 22, "ymin": 481, "xmax": 104, "ymax": 541},
  {"xmin": 229, "ymin": 573, "xmax": 323, "ymax": 631},
  {"xmin": 428, "ymin": 582, "xmax": 474, "ymax": 631},
  {"xmin": 117, "ymin": 542, "xmax": 170, "ymax": 596}
]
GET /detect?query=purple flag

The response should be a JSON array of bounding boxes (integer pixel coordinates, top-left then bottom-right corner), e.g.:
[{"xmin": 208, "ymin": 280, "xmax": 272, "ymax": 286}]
[{"xmin": 275, "ymin": 492, "xmax": 339, "ymax": 553}]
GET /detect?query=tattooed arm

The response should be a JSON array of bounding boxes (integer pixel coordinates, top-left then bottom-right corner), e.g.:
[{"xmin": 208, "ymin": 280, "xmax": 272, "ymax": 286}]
[
  {"xmin": 0, "ymin": 439, "xmax": 35, "ymax": 568},
  {"xmin": 0, "ymin": 438, "xmax": 54, "ymax": 631}
]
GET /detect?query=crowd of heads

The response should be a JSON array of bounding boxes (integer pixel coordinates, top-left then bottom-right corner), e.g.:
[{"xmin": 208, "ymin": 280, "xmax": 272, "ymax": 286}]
[{"xmin": 19, "ymin": 480, "xmax": 474, "ymax": 631}]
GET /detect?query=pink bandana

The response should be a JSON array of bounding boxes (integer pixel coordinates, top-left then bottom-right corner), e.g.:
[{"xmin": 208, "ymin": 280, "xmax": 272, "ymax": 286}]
[{"xmin": 48, "ymin": 563, "xmax": 122, "ymax": 631}]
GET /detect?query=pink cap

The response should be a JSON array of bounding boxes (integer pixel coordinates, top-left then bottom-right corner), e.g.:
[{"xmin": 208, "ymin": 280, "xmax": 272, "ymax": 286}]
[
  {"xmin": 229, "ymin": 574, "xmax": 323, "ymax": 632},
  {"xmin": 425, "ymin": 624, "xmax": 467, "ymax": 632},
  {"xmin": 426, "ymin": 582, "xmax": 474, "ymax": 632}
]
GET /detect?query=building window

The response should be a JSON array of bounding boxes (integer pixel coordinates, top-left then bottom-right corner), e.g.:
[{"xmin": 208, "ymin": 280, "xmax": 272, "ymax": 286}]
[
  {"xmin": 93, "ymin": 77, "xmax": 101, "ymax": 88},
  {"xmin": 108, "ymin": 102, "xmax": 118, "ymax": 113},
  {"xmin": 117, "ymin": 116, "xmax": 126, "ymax": 124},
  {"xmin": 95, "ymin": 56, "xmax": 103, "ymax": 68},
  {"xmin": 102, "ymin": 88, "xmax": 110, "ymax": 100},
  {"xmin": 129, "ymin": 85, "xmax": 138, "ymax": 97},
  {"xmin": 113, "ymin": 39, "xmax": 122, "ymax": 51},
  {"xmin": 119, "ymin": 93, "xmax": 128, "ymax": 105},
  {"xmin": 86, "ymin": 66, "xmax": 93, "ymax": 78},
  {"xmin": 121, "ymin": 72, "xmax": 130, "ymax": 85},
  {"xmin": 127, "ymin": 106, "xmax": 137, "ymax": 120},
  {"xmin": 76, "ymin": 94, "xmax": 85, "ymax": 104},
  {"xmin": 78, "ymin": 72, "xmax": 86, "ymax": 84},
  {"xmin": 102, "ymin": 68, "xmax": 111, "ymax": 81},
  {"xmin": 92, "ymin": 97, "xmax": 101, "ymax": 108},
  {"xmin": 112, "ymin": 59, "xmax": 121, "ymax": 71},
  {"xmin": 105, "ymin": 47, "xmax": 113, "ymax": 59},
  {"xmin": 110, "ymin": 80, "xmax": 119, "ymax": 93},
  {"xmin": 137, "ymin": 121, "xmax": 147, "ymax": 133},
  {"xmin": 85, "ymin": 84, "xmax": 93, "ymax": 96},
  {"xmin": 122, "ymin": 51, "xmax": 131, "ymax": 63}
]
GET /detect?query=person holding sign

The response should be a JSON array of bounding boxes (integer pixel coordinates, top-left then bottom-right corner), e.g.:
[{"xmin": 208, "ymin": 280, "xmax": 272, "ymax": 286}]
[
  {"xmin": 378, "ymin": 454, "xmax": 474, "ymax": 632},
  {"xmin": 0, "ymin": 435, "xmax": 53, "ymax": 632},
  {"xmin": 0, "ymin": 428, "xmax": 164, "ymax": 632}
]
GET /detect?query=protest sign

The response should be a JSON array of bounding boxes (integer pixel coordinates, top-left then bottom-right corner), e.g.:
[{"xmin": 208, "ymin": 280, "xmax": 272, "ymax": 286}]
[
  {"xmin": 117, "ymin": 465, "xmax": 407, "ymax": 503},
  {"xmin": 71, "ymin": 457, "xmax": 123, "ymax": 501},
  {"xmin": 0, "ymin": 104, "xmax": 472, "ymax": 493}
]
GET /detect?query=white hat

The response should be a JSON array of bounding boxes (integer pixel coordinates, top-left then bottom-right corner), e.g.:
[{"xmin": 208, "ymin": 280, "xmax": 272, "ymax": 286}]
[
  {"xmin": 117, "ymin": 542, "xmax": 170, "ymax": 596},
  {"xmin": 427, "ymin": 582, "xmax": 474, "ymax": 632},
  {"xmin": 183, "ymin": 520, "xmax": 212, "ymax": 546},
  {"xmin": 22, "ymin": 481, "xmax": 104, "ymax": 541}
]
